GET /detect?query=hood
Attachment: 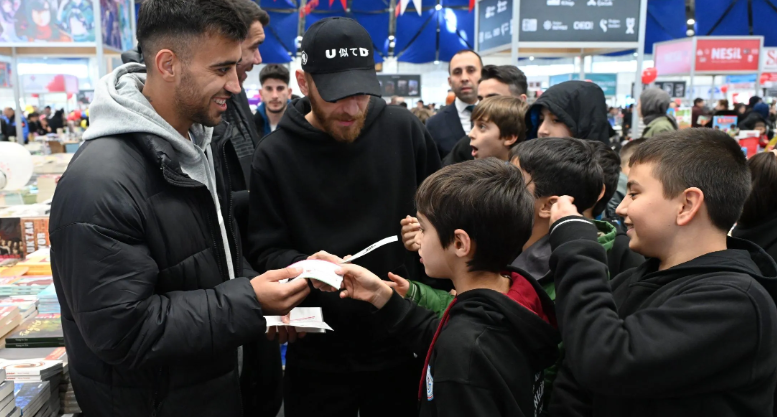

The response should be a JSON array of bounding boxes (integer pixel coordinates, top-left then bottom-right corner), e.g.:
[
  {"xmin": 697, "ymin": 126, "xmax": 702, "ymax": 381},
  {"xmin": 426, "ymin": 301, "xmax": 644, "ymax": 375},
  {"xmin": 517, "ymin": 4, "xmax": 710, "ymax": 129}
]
[
  {"xmin": 452, "ymin": 270, "xmax": 560, "ymax": 369},
  {"xmin": 754, "ymin": 102, "xmax": 770, "ymax": 120},
  {"xmin": 733, "ymin": 214, "xmax": 777, "ymax": 257},
  {"xmin": 278, "ymin": 96, "xmax": 386, "ymax": 144},
  {"xmin": 635, "ymin": 236, "xmax": 777, "ymax": 302},
  {"xmin": 121, "ymin": 45, "xmax": 143, "ymax": 64},
  {"xmin": 526, "ymin": 80, "xmax": 610, "ymax": 144},
  {"xmin": 640, "ymin": 87, "xmax": 674, "ymax": 128},
  {"xmin": 593, "ymin": 219, "xmax": 617, "ymax": 251},
  {"xmin": 83, "ymin": 63, "xmax": 213, "ymax": 162}
]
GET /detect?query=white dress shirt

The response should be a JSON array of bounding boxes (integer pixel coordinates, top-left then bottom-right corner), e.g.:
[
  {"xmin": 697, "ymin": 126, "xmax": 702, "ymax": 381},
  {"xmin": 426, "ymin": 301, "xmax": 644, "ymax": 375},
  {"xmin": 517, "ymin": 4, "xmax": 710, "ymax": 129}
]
[{"xmin": 454, "ymin": 97, "xmax": 477, "ymax": 134}]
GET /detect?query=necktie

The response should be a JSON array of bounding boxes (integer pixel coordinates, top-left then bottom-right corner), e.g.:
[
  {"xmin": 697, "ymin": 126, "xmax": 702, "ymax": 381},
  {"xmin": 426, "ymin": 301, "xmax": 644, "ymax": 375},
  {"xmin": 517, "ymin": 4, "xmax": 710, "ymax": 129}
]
[{"xmin": 465, "ymin": 105, "xmax": 475, "ymax": 129}]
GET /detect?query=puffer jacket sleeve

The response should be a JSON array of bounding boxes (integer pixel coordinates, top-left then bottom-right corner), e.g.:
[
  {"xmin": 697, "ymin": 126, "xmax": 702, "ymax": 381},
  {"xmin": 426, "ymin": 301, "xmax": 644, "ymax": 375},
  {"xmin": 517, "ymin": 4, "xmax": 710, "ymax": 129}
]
[{"xmin": 51, "ymin": 221, "xmax": 267, "ymax": 370}]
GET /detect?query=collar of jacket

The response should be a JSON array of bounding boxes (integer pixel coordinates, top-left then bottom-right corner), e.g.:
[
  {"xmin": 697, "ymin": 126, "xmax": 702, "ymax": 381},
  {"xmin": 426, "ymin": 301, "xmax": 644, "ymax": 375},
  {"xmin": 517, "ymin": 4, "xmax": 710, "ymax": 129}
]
[{"xmin": 132, "ymin": 131, "xmax": 206, "ymax": 189}]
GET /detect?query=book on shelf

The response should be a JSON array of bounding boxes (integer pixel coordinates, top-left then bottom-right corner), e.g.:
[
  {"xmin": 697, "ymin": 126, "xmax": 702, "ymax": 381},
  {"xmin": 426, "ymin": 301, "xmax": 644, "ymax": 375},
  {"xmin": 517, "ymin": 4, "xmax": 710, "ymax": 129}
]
[
  {"xmin": 0, "ymin": 392, "xmax": 14, "ymax": 417},
  {"xmin": 13, "ymin": 381, "xmax": 50, "ymax": 417},
  {"xmin": 4, "ymin": 315, "xmax": 62, "ymax": 349},
  {"xmin": 0, "ymin": 360, "xmax": 63, "ymax": 380}
]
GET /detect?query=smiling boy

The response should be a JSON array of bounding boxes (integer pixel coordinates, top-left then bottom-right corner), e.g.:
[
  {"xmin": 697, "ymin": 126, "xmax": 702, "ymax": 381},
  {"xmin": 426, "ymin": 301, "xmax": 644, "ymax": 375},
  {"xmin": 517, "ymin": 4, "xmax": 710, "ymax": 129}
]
[{"xmin": 547, "ymin": 129, "xmax": 777, "ymax": 417}]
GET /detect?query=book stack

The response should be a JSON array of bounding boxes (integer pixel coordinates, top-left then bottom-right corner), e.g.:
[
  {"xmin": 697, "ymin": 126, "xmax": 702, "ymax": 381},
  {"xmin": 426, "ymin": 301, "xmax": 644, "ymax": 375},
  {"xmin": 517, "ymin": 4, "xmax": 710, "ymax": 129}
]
[
  {"xmin": 0, "ymin": 277, "xmax": 53, "ymax": 297},
  {"xmin": 4, "ymin": 314, "xmax": 63, "ymax": 349},
  {"xmin": 13, "ymin": 381, "xmax": 50, "ymax": 417},
  {"xmin": 0, "ymin": 296, "xmax": 38, "ymax": 323},
  {"xmin": 36, "ymin": 286, "xmax": 59, "ymax": 315},
  {"xmin": 0, "ymin": 307, "xmax": 21, "ymax": 346},
  {"xmin": 16, "ymin": 249, "xmax": 51, "ymax": 276},
  {"xmin": 58, "ymin": 364, "xmax": 80, "ymax": 415},
  {"xmin": 0, "ymin": 369, "xmax": 20, "ymax": 417},
  {"xmin": 2, "ymin": 360, "xmax": 63, "ymax": 417}
]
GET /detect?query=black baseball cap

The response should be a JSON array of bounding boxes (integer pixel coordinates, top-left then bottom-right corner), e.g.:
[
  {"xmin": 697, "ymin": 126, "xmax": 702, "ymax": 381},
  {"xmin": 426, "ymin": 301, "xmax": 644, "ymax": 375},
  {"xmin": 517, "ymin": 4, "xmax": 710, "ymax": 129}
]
[{"xmin": 300, "ymin": 17, "xmax": 381, "ymax": 102}]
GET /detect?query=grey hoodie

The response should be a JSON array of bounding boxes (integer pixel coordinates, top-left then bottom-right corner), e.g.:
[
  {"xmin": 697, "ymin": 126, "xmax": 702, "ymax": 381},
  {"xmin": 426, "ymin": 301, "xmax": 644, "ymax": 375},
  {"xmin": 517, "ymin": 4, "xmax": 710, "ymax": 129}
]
[{"xmin": 84, "ymin": 63, "xmax": 235, "ymax": 279}]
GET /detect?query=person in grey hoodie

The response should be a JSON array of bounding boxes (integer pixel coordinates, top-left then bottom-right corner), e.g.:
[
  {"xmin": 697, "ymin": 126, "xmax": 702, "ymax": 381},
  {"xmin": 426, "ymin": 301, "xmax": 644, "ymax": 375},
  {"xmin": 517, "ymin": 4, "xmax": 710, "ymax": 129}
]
[
  {"xmin": 49, "ymin": 1, "xmax": 311, "ymax": 416},
  {"xmin": 638, "ymin": 87, "xmax": 678, "ymax": 138}
]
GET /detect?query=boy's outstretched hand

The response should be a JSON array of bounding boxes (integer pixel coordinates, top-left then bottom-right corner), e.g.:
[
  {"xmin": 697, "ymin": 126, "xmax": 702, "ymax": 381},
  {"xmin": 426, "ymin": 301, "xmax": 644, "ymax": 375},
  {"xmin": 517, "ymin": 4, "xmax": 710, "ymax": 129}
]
[
  {"xmin": 550, "ymin": 195, "xmax": 582, "ymax": 225},
  {"xmin": 386, "ymin": 272, "xmax": 410, "ymax": 298},
  {"xmin": 336, "ymin": 264, "xmax": 394, "ymax": 309}
]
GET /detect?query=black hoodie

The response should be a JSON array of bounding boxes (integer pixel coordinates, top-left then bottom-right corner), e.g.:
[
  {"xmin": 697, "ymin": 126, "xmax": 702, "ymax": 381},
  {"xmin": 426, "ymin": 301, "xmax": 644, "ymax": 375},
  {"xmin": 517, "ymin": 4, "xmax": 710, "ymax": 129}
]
[
  {"xmin": 547, "ymin": 217, "xmax": 777, "ymax": 417},
  {"xmin": 373, "ymin": 267, "xmax": 560, "ymax": 417},
  {"xmin": 526, "ymin": 81, "xmax": 611, "ymax": 144},
  {"xmin": 733, "ymin": 214, "xmax": 777, "ymax": 262},
  {"xmin": 247, "ymin": 96, "xmax": 442, "ymax": 372}
]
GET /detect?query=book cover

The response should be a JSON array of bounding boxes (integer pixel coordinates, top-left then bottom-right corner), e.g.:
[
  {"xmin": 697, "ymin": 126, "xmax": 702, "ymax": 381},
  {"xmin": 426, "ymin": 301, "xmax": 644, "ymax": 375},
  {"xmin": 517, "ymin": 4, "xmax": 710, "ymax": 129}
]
[
  {"xmin": 0, "ymin": 307, "xmax": 19, "ymax": 322},
  {"xmin": 5, "ymin": 341, "xmax": 64, "ymax": 349},
  {"xmin": 13, "ymin": 381, "xmax": 50, "ymax": 416},
  {"xmin": 0, "ymin": 382, "xmax": 12, "ymax": 402},
  {"xmin": 19, "ymin": 219, "xmax": 49, "ymax": 260},
  {"xmin": 5, "ymin": 315, "xmax": 62, "ymax": 344},
  {"xmin": 0, "ymin": 393, "xmax": 14, "ymax": 417},
  {"xmin": 0, "ymin": 219, "xmax": 22, "ymax": 261},
  {"xmin": 13, "ymin": 277, "xmax": 53, "ymax": 288},
  {"xmin": 1, "ymin": 360, "xmax": 63, "ymax": 377}
]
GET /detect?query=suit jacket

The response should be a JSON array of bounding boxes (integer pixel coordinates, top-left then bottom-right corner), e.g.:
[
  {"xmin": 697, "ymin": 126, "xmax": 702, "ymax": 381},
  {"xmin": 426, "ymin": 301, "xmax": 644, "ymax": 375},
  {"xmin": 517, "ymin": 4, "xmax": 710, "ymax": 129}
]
[{"xmin": 426, "ymin": 103, "xmax": 466, "ymax": 158}]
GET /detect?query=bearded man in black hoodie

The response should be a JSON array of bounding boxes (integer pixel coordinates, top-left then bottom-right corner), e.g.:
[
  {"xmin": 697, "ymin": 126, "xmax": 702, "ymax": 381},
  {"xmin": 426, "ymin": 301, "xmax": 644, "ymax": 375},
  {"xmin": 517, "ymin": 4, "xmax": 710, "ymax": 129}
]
[{"xmin": 246, "ymin": 17, "xmax": 441, "ymax": 417}]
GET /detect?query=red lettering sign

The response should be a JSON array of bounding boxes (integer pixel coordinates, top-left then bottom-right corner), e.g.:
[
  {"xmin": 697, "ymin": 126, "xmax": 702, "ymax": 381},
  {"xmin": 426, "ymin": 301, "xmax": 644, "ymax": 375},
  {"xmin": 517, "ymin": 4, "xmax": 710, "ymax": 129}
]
[
  {"xmin": 695, "ymin": 38, "xmax": 761, "ymax": 73},
  {"xmin": 654, "ymin": 40, "xmax": 694, "ymax": 75}
]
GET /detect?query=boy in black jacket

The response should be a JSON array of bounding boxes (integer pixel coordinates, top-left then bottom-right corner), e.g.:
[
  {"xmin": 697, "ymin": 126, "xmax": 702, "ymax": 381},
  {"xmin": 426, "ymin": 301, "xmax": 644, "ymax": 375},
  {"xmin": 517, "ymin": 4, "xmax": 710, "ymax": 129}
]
[
  {"xmin": 547, "ymin": 128, "xmax": 777, "ymax": 417},
  {"xmin": 321, "ymin": 159, "xmax": 560, "ymax": 417}
]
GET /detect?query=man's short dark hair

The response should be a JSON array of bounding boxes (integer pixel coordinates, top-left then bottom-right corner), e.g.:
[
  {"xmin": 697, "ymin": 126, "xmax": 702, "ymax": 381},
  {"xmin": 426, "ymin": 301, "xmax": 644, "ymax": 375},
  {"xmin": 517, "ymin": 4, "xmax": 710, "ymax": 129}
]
[
  {"xmin": 511, "ymin": 138, "xmax": 603, "ymax": 214},
  {"xmin": 44, "ymin": 106, "xmax": 51, "ymax": 110},
  {"xmin": 587, "ymin": 141, "xmax": 621, "ymax": 217},
  {"xmin": 629, "ymin": 128, "xmax": 751, "ymax": 231},
  {"xmin": 448, "ymin": 49, "xmax": 483, "ymax": 74},
  {"xmin": 232, "ymin": 0, "xmax": 270, "ymax": 28},
  {"xmin": 739, "ymin": 152, "xmax": 777, "ymax": 228},
  {"xmin": 260, "ymin": 64, "xmax": 290, "ymax": 86},
  {"xmin": 28, "ymin": 112, "xmax": 39, "ymax": 118},
  {"xmin": 693, "ymin": 98, "xmax": 705, "ymax": 106},
  {"xmin": 479, "ymin": 65, "xmax": 528, "ymax": 97},
  {"xmin": 137, "ymin": 0, "xmax": 248, "ymax": 64},
  {"xmin": 400, "ymin": 102, "xmax": 408, "ymax": 108},
  {"xmin": 416, "ymin": 159, "xmax": 534, "ymax": 273},
  {"xmin": 418, "ymin": 100, "xmax": 424, "ymax": 104}
]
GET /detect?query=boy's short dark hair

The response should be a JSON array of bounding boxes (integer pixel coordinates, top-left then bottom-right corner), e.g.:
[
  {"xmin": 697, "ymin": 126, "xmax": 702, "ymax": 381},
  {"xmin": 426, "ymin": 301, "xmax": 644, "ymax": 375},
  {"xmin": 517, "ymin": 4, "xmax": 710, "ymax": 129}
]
[
  {"xmin": 620, "ymin": 138, "xmax": 646, "ymax": 166},
  {"xmin": 511, "ymin": 138, "xmax": 603, "ymax": 213},
  {"xmin": 260, "ymin": 64, "xmax": 291, "ymax": 86},
  {"xmin": 587, "ymin": 141, "xmax": 621, "ymax": 217},
  {"xmin": 738, "ymin": 152, "xmax": 777, "ymax": 228},
  {"xmin": 232, "ymin": 0, "xmax": 270, "ymax": 28},
  {"xmin": 471, "ymin": 96, "xmax": 527, "ymax": 142},
  {"xmin": 629, "ymin": 129, "xmax": 751, "ymax": 231},
  {"xmin": 480, "ymin": 65, "xmax": 528, "ymax": 97},
  {"xmin": 694, "ymin": 98, "xmax": 705, "ymax": 106},
  {"xmin": 137, "ymin": 0, "xmax": 247, "ymax": 64},
  {"xmin": 416, "ymin": 159, "xmax": 534, "ymax": 273}
]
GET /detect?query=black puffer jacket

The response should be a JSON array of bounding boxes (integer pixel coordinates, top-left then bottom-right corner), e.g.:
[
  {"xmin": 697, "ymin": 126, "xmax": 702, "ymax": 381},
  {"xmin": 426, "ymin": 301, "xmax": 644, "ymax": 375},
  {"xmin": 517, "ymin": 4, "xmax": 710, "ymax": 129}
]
[
  {"xmin": 526, "ymin": 81, "xmax": 610, "ymax": 144},
  {"xmin": 50, "ymin": 132, "xmax": 267, "ymax": 417}
]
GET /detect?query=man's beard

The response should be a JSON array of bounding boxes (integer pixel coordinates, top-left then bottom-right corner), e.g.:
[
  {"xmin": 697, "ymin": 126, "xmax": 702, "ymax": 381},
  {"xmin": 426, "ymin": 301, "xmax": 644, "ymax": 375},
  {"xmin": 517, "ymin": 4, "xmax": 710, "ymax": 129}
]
[
  {"xmin": 175, "ymin": 69, "xmax": 226, "ymax": 128},
  {"xmin": 309, "ymin": 94, "xmax": 368, "ymax": 143},
  {"xmin": 266, "ymin": 101, "xmax": 287, "ymax": 114}
]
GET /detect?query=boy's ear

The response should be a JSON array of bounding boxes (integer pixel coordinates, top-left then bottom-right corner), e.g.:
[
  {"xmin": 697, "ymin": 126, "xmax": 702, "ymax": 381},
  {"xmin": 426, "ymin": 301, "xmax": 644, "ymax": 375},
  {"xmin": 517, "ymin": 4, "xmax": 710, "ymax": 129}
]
[
  {"xmin": 676, "ymin": 187, "xmax": 705, "ymax": 227},
  {"xmin": 538, "ymin": 196, "xmax": 558, "ymax": 219},
  {"xmin": 452, "ymin": 229, "xmax": 474, "ymax": 259},
  {"xmin": 503, "ymin": 134, "xmax": 519, "ymax": 147},
  {"xmin": 596, "ymin": 185, "xmax": 606, "ymax": 204}
]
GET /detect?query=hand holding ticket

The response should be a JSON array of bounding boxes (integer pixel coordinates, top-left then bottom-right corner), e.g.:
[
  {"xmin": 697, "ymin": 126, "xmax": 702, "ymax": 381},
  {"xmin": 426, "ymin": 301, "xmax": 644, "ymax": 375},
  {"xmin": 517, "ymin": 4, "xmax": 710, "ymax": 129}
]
[{"xmin": 285, "ymin": 236, "xmax": 400, "ymax": 289}]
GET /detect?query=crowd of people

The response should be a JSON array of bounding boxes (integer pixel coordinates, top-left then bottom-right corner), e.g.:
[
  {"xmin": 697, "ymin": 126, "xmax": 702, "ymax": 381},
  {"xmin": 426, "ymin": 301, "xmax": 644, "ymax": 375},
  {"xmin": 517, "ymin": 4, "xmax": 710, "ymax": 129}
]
[
  {"xmin": 0, "ymin": 104, "xmax": 83, "ymax": 143},
  {"xmin": 37, "ymin": 0, "xmax": 777, "ymax": 417}
]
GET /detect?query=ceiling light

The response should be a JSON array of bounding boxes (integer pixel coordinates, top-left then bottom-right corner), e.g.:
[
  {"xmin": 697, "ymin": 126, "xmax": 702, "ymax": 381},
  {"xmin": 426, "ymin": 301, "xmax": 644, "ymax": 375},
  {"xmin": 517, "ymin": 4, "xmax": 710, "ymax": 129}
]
[
  {"xmin": 435, "ymin": 4, "xmax": 442, "ymax": 10},
  {"xmin": 687, "ymin": 18, "xmax": 695, "ymax": 25}
]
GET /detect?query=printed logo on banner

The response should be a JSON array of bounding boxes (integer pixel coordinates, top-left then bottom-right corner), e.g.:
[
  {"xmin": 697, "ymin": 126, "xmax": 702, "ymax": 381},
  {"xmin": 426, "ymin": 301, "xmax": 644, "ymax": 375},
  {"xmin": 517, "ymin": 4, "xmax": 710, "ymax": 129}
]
[
  {"xmin": 523, "ymin": 19, "xmax": 538, "ymax": 32},
  {"xmin": 574, "ymin": 21, "xmax": 594, "ymax": 30},
  {"xmin": 626, "ymin": 18, "xmax": 635, "ymax": 34},
  {"xmin": 600, "ymin": 19, "xmax": 607, "ymax": 32}
]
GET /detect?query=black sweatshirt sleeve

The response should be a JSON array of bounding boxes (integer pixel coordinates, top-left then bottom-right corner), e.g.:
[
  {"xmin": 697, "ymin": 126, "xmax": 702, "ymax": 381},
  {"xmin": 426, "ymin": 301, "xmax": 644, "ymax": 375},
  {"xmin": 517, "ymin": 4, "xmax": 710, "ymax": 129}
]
[
  {"xmin": 432, "ymin": 382, "xmax": 502, "ymax": 417},
  {"xmin": 246, "ymin": 147, "xmax": 309, "ymax": 272},
  {"xmin": 549, "ymin": 216, "xmax": 764, "ymax": 398},
  {"xmin": 373, "ymin": 291, "xmax": 441, "ymax": 355}
]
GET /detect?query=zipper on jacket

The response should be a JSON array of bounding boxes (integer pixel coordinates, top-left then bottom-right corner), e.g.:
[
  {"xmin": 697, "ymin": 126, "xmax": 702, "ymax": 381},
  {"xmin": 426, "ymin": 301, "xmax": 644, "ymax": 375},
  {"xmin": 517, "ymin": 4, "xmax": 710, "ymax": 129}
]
[{"xmin": 221, "ymin": 144, "xmax": 240, "ymax": 276}]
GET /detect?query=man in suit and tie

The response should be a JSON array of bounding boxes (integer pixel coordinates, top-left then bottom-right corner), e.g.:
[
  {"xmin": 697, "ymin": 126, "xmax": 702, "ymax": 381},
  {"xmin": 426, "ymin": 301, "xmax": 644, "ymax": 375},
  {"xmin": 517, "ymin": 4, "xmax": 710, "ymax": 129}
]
[{"xmin": 425, "ymin": 49, "xmax": 482, "ymax": 158}]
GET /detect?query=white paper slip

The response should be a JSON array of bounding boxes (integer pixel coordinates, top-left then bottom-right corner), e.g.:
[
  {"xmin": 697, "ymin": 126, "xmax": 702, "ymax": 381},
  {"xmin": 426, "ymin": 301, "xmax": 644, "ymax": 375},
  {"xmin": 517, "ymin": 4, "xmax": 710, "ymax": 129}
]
[
  {"xmin": 287, "ymin": 259, "xmax": 344, "ymax": 289},
  {"xmin": 341, "ymin": 235, "xmax": 399, "ymax": 264},
  {"xmin": 265, "ymin": 307, "xmax": 333, "ymax": 333}
]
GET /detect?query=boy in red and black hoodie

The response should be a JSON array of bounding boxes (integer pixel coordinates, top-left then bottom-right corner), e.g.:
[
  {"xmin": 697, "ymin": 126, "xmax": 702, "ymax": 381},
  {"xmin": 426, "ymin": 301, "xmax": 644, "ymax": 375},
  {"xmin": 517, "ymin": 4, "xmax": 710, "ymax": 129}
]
[{"xmin": 317, "ymin": 159, "xmax": 560, "ymax": 417}]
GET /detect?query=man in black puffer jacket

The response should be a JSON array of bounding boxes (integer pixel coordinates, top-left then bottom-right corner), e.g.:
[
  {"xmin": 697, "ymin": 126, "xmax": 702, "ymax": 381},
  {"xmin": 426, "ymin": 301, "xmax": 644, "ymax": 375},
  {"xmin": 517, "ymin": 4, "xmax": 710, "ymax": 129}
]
[{"xmin": 49, "ymin": 1, "xmax": 310, "ymax": 416}]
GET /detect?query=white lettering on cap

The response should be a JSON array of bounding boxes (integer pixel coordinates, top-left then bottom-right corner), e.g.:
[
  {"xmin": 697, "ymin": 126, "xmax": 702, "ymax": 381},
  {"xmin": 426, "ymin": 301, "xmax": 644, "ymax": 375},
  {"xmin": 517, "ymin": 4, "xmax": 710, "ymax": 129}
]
[
  {"xmin": 360, "ymin": 48, "xmax": 369, "ymax": 57},
  {"xmin": 326, "ymin": 49, "xmax": 336, "ymax": 59}
]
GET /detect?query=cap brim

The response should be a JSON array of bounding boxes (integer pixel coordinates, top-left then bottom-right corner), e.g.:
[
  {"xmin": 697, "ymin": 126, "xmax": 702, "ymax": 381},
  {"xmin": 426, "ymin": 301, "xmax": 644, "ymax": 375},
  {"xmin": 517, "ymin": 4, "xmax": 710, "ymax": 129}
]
[{"xmin": 311, "ymin": 68, "xmax": 382, "ymax": 103}]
